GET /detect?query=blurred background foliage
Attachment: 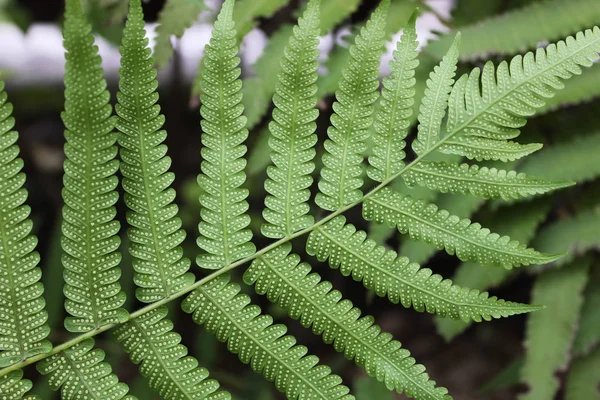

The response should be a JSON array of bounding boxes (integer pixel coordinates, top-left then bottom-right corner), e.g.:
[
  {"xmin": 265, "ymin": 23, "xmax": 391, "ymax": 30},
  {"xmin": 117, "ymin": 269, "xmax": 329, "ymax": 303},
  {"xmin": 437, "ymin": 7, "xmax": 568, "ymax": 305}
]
[{"xmin": 0, "ymin": 0, "xmax": 599, "ymax": 399}]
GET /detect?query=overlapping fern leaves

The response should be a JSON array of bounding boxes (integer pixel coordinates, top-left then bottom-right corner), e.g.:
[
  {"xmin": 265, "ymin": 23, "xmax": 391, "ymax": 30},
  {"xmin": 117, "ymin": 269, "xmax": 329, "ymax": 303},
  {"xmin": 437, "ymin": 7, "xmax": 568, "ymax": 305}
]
[
  {"xmin": 115, "ymin": 1, "xmax": 229, "ymax": 399},
  {"xmin": 1, "ymin": 0, "xmax": 600, "ymax": 399}
]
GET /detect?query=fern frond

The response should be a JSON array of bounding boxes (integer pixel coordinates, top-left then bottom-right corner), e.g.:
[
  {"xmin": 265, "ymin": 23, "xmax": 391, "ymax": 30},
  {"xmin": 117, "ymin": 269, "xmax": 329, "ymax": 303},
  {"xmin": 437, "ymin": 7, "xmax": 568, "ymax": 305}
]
[
  {"xmin": 444, "ymin": 27, "xmax": 600, "ymax": 142},
  {"xmin": 0, "ymin": 370, "xmax": 35, "ymax": 399},
  {"xmin": 182, "ymin": 274, "xmax": 353, "ymax": 400},
  {"xmin": 566, "ymin": 347, "xmax": 600, "ymax": 400},
  {"xmin": 196, "ymin": 0, "xmax": 255, "ymax": 270},
  {"xmin": 519, "ymin": 131, "xmax": 600, "ymax": 182},
  {"xmin": 61, "ymin": 0, "xmax": 127, "ymax": 332},
  {"xmin": 261, "ymin": 0, "xmax": 321, "ymax": 239},
  {"xmin": 154, "ymin": 0, "xmax": 205, "ymax": 68},
  {"xmin": 37, "ymin": 338, "xmax": 135, "ymax": 400},
  {"xmin": 232, "ymin": 0, "xmax": 287, "ymax": 40},
  {"xmin": 307, "ymin": 216, "xmax": 541, "ymax": 321},
  {"xmin": 244, "ymin": 243, "xmax": 451, "ymax": 400},
  {"xmin": 412, "ymin": 34, "xmax": 460, "ymax": 156},
  {"xmin": 573, "ymin": 272, "xmax": 600, "ymax": 357},
  {"xmin": 537, "ymin": 63, "xmax": 600, "ymax": 114},
  {"xmin": 426, "ymin": 0, "xmax": 600, "ymax": 60},
  {"xmin": 0, "ymin": 82, "xmax": 51, "ymax": 368},
  {"xmin": 367, "ymin": 12, "xmax": 419, "ymax": 183},
  {"xmin": 363, "ymin": 188, "xmax": 561, "ymax": 268},
  {"xmin": 399, "ymin": 193, "xmax": 482, "ymax": 265},
  {"xmin": 533, "ymin": 208, "xmax": 600, "ymax": 266},
  {"xmin": 403, "ymin": 162, "xmax": 571, "ymax": 200},
  {"xmin": 434, "ymin": 199, "xmax": 552, "ymax": 341},
  {"xmin": 519, "ymin": 259, "xmax": 590, "ymax": 400},
  {"xmin": 116, "ymin": 0, "xmax": 193, "ymax": 303},
  {"xmin": 114, "ymin": 306, "xmax": 231, "ymax": 400},
  {"xmin": 437, "ymin": 136, "xmax": 542, "ymax": 162},
  {"xmin": 316, "ymin": 0, "xmax": 388, "ymax": 211}
]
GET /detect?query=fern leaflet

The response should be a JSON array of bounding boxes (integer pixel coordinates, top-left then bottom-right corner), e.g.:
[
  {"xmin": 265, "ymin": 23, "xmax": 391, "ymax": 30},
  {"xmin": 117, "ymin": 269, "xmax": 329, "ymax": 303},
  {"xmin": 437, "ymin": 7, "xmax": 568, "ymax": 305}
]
[
  {"xmin": 316, "ymin": 0, "xmax": 388, "ymax": 211},
  {"xmin": 0, "ymin": 82, "xmax": 51, "ymax": 368},
  {"xmin": 437, "ymin": 136, "xmax": 542, "ymax": 162},
  {"xmin": 114, "ymin": 306, "xmax": 231, "ymax": 400},
  {"xmin": 196, "ymin": 0, "xmax": 255, "ymax": 269},
  {"xmin": 307, "ymin": 216, "xmax": 541, "ymax": 321},
  {"xmin": 0, "ymin": 370, "xmax": 36, "ymax": 399},
  {"xmin": 262, "ymin": 0, "xmax": 320, "ymax": 239},
  {"xmin": 245, "ymin": 243, "xmax": 451, "ymax": 400},
  {"xmin": 182, "ymin": 274, "xmax": 353, "ymax": 400},
  {"xmin": 412, "ymin": 34, "xmax": 460, "ymax": 156},
  {"xmin": 363, "ymin": 188, "xmax": 561, "ymax": 268},
  {"xmin": 116, "ymin": 0, "xmax": 194, "ymax": 303},
  {"xmin": 61, "ymin": 0, "xmax": 127, "ymax": 333},
  {"xmin": 403, "ymin": 162, "xmax": 571, "ymax": 200},
  {"xmin": 37, "ymin": 338, "xmax": 135, "ymax": 400},
  {"xmin": 367, "ymin": 11, "xmax": 419, "ymax": 182}
]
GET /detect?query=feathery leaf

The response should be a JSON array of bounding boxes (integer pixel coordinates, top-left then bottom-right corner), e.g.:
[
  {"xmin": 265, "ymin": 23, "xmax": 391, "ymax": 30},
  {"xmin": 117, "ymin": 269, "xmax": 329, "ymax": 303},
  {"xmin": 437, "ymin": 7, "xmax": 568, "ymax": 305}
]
[
  {"xmin": 182, "ymin": 274, "xmax": 354, "ymax": 400},
  {"xmin": 0, "ymin": 82, "xmax": 51, "ymax": 368},
  {"xmin": 196, "ymin": 0, "xmax": 255, "ymax": 270},
  {"xmin": 367, "ymin": 12, "xmax": 419, "ymax": 183},
  {"xmin": 519, "ymin": 259, "xmax": 590, "ymax": 400},
  {"xmin": 426, "ymin": 0, "xmax": 600, "ymax": 60},
  {"xmin": 363, "ymin": 188, "xmax": 561, "ymax": 268},
  {"xmin": 37, "ymin": 338, "xmax": 135, "ymax": 400},
  {"xmin": 0, "ymin": 370, "xmax": 34, "ymax": 399},
  {"xmin": 116, "ymin": 0, "xmax": 193, "ymax": 303},
  {"xmin": 403, "ymin": 162, "xmax": 571, "ymax": 200},
  {"xmin": 307, "ymin": 216, "xmax": 542, "ymax": 321},
  {"xmin": 316, "ymin": 0, "xmax": 388, "ymax": 211},
  {"xmin": 114, "ymin": 306, "xmax": 231, "ymax": 400},
  {"xmin": 412, "ymin": 34, "xmax": 460, "ymax": 156},
  {"xmin": 261, "ymin": 0, "xmax": 321, "ymax": 239},
  {"xmin": 437, "ymin": 136, "xmax": 542, "ymax": 162},
  {"xmin": 61, "ymin": 0, "xmax": 127, "ymax": 333},
  {"xmin": 245, "ymin": 243, "xmax": 451, "ymax": 400},
  {"xmin": 154, "ymin": 0, "xmax": 205, "ymax": 68},
  {"xmin": 445, "ymin": 27, "xmax": 600, "ymax": 142}
]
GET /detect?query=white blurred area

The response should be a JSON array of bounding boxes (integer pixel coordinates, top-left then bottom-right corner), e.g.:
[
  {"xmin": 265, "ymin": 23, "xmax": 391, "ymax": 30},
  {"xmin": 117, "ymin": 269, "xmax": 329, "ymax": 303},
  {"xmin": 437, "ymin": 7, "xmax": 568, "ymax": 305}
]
[{"xmin": 0, "ymin": 0, "xmax": 455, "ymax": 86}]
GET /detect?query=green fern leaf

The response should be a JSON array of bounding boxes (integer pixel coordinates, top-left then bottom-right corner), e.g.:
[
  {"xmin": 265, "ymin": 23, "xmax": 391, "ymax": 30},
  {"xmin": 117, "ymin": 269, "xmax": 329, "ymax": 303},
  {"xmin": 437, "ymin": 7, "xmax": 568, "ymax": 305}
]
[
  {"xmin": 232, "ymin": 0, "xmax": 287, "ymax": 40},
  {"xmin": 154, "ymin": 0, "xmax": 205, "ymax": 68},
  {"xmin": 566, "ymin": 347, "xmax": 600, "ymax": 400},
  {"xmin": 37, "ymin": 338, "xmax": 135, "ymax": 400},
  {"xmin": 61, "ymin": 0, "xmax": 127, "ymax": 333},
  {"xmin": 444, "ymin": 27, "xmax": 600, "ymax": 143},
  {"xmin": 261, "ymin": 0, "xmax": 320, "ymax": 239},
  {"xmin": 519, "ymin": 259, "xmax": 590, "ymax": 400},
  {"xmin": 367, "ymin": 11, "xmax": 419, "ymax": 183},
  {"xmin": 196, "ymin": 0, "xmax": 255, "ymax": 270},
  {"xmin": 116, "ymin": 0, "xmax": 194, "ymax": 302},
  {"xmin": 307, "ymin": 216, "xmax": 541, "ymax": 321},
  {"xmin": 182, "ymin": 274, "xmax": 354, "ymax": 400},
  {"xmin": 573, "ymin": 270, "xmax": 600, "ymax": 357},
  {"xmin": 519, "ymin": 130, "xmax": 600, "ymax": 183},
  {"xmin": 434, "ymin": 199, "xmax": 552, "ymax": 341},
  {"xmin": 0, "ymin": 370, "xmax": 34, "ymax": 399},
  {"xmin": 114, "ymin": 306, "xmax": 231, "ymax": 400},
  {"xmin": 426, "ymin": 0, "xmax": 600, "ymax": 60},
  {"xmin": 533, "ymin": 208, "xmax": 600, "ymax": 266},
  {"xmin": 537, "ymin": 63, "xmax": 600, "ymax": 114},
  {"xmin": 315, "ymin": 0, "xmax": 388, "ymax": 211},
  {"xmin": 244, "ymin": 243, "xmax": 451, "ymax": 400},
  {"xmin": 363, "ymin": 188, "xmax": 561, "ymax": 268},
  {"xmin": 0, "ymin": 82, "xmax": 51, "ymax": 368},
  {"xmin": 437, "ymin": 136, "xmax": 542, "ymax": 162},
  {"xmin": 403, "ymin": 162, "xmax": 571, "ymax": 200},
  {"xmin": 399, "ymin": 192, "xmax": 482, "ymax": 265},
  {"xmin": 411, "ymin": 34, "xmax": 460, "ymax": 156}
]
